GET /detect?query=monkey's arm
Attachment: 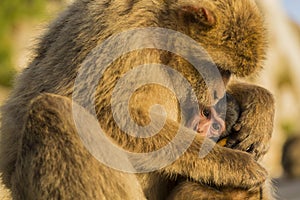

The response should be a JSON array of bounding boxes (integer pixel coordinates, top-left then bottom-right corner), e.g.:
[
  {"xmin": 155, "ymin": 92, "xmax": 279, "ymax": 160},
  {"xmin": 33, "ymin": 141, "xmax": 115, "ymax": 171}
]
[
  {"xmin": 15, "ymin": 92, "xmax": 266, "ymax": 199},
  {"xmin": 112, "ymin": 83, "xmax": 266, "ymax": 189},
  {"xmin": 226, "ymin": 82, "xmax": 275, "ymax": 160},
  {"xmin": 161, "ymin": 133, "xmax": 267, "ymax": 188},
  {"xmin": 13, "ymin": 93, "xmax": 146, "ymax": 200},
  {"xmin": 126, "ymin": 108, "xmax": 267, "ymax": 189}
]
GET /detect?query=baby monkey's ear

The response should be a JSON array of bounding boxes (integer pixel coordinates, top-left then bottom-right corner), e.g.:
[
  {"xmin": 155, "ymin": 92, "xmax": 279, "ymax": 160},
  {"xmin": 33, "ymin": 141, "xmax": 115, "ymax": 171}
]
[{"xmin": 179, "ymin": 6, "xmax": 216, "ymax": 27}]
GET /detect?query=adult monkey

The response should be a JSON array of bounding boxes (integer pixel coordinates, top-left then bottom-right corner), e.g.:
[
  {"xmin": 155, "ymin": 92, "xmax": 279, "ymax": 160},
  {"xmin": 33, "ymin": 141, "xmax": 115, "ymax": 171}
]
[{"xmin": 0, "ymin": 0, "xmax": 274, "ymax": 199}]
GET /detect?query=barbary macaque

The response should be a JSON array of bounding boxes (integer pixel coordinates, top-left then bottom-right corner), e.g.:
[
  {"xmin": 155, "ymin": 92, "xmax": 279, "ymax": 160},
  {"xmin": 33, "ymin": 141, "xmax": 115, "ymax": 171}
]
[
  {"xmin": 0, "ymin": 0, "xmax": 274, "ymax": 199},
  {"xmin": 186, "ymin": 93, "xmax": 240, "ymax": 145},
  {"xmin": 169, "ymin": 93, "xmax": 273, "ymax": 200}
]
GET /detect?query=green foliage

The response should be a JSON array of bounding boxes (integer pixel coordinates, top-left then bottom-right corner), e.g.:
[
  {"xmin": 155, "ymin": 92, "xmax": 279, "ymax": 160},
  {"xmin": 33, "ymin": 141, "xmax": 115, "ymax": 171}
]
[
  {"xmin": 282, "ymin": 120, "xmax": 298, "ymax": 136},
  {"xmin": 0, "ymin": 0, "xmax": 46, "ymax": 87}
]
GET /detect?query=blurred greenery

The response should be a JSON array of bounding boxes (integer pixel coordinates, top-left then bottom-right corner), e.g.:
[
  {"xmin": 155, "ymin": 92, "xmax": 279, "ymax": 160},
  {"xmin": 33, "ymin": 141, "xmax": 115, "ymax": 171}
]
[
  {"xmin": 282, "ymin": 120, "xmax": 298, "ymax": 136},
  {"xmin": 0, "ymin": 0, "xmax": 46, "ymax": 87}
]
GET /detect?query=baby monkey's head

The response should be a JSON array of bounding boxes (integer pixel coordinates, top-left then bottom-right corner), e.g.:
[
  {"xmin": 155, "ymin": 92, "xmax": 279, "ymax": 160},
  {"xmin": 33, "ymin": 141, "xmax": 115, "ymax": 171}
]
[{"xmin": 187, "ymin": 93, "xmax": 240, "ymax": 146}]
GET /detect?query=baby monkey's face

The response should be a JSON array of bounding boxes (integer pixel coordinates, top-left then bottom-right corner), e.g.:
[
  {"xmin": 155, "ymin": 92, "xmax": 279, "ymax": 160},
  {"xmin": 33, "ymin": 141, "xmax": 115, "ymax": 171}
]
[{"xmin": 187, "ymin": 106, "xmax": 225, "ymax": 139}]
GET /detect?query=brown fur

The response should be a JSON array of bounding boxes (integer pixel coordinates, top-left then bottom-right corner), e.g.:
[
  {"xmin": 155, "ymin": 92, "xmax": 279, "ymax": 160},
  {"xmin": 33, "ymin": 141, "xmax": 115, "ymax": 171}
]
[
  {"xmin": 226, "ymin": 83, "xmax": 275, "ymax": 161},
  {"xmin": 215, "ymin": 93, "xmax": 240, "ymax": 141},
  {"xmin": 0, "ymin": 0, "xmax": 274, "ymax": 199},
  {"xmin": 169, "ymin": 89, "xmax": 275, "ymax": 199},
  {"xmin": 168, "ymin": 179, "xmax": 274, "ymax": 200}
]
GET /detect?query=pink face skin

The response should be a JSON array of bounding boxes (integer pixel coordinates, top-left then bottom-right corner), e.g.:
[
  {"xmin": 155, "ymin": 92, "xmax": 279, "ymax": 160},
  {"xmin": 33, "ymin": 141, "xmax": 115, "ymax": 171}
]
[{"xmin": 187, "ymin": 106, "xmax": 225, "ymax": 138}]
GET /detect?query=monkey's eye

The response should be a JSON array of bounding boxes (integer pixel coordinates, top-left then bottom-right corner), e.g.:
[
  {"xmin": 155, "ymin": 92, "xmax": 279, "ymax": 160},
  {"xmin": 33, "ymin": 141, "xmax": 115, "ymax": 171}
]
[
  {"xmin": 202, "ymin": 108, "xmax": 211, "ymax": 118},
  {"xmin": 212, "ymin": 122, "xmax": 221, "ymax": 131}
]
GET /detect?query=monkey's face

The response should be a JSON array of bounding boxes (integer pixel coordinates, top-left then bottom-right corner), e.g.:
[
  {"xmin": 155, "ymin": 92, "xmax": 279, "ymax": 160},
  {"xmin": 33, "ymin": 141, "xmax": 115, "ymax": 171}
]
[{"xmin": 186, "ymin": 105, "xmax": 225, "ymax": 139}]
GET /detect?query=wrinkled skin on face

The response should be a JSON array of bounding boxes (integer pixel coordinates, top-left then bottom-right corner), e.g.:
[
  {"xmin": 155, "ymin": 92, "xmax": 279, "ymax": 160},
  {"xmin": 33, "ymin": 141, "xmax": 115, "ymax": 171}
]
[
  {"xmin": 186, "ymin": 93, "xmax": 241, "ymax": 146},
  {"xmin": 187, "ymin": 105, "xmax": 225, "ymax": 139}
]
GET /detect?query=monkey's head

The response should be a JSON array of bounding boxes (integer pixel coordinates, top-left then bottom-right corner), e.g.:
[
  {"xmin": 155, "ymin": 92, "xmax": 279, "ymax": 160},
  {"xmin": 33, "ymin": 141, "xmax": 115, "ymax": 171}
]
[
  {"xmin": 158, "ymin": 0, "xmax": 266, "ymax": 106},
  {"xmin": 70, "ymin": 0, "xmax": 267, "ymax": 107},
  {"xmin": 171, "ymin": 0, "xmax": 266, "ymax": 78}
]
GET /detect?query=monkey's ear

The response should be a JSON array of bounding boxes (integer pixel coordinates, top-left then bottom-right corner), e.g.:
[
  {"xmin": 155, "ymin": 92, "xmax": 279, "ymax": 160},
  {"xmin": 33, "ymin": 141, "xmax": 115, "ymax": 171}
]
[{"xmin": 179, "ymin": 6, "xmax": 216, "ymax": 27}]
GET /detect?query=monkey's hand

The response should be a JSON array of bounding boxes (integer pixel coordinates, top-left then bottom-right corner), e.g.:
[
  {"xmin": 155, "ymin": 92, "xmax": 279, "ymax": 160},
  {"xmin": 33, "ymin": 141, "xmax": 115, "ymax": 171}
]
[
  {"xmin": 226, "ymin": 82, "xmax": 275, "ymax": 160},
  {"xmin": 162, "ymin": 134, "xmax": 268, "ymax": 189}
]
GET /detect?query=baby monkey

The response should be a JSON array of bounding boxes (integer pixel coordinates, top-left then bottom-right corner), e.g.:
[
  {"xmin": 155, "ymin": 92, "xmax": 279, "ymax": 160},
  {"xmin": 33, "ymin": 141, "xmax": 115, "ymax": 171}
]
[
  {"xmin": 187, "ymin": 93, "xmax": 240, "ymax": 146},
  {"xmin": 169, "ymin": 95, "xmax": 271, "ymax": 200}
]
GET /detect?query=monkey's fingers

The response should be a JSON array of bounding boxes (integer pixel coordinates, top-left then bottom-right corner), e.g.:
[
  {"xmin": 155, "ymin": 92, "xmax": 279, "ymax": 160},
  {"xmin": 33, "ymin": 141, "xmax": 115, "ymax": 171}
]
[
  {"xmin": 225, "ymin": 134, "xmax": 241, "ymax": 148},
  {"xmin": 227, "ymin": 83, "xmax": 275, "ymax": 160},
  {"xmin": 225, "ymin": 123, "xmax": 250, "ymax": 148},
  {"xmin": 225, "ymin": 113, "xmax": 266, "ymax": 157},
  {"xmin": 231, "ymin": 137, "xmax": 270, "ymax": 161},
  {"xmin": 226, "ymin": 122, "xmax": 271, "ymax": 160},
  {"xmin": 225, "ymin": 109, "xmax": 254, "ymax": 147}
]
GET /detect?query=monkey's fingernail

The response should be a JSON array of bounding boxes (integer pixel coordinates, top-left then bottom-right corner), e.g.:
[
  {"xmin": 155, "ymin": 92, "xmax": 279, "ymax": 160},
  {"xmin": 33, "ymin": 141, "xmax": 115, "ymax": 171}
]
[
  {"xmin": 246, "ymin": 144, "xmax": 254, "ymax": 153},
  {"xmin": 233, "ymin": 124, "xmax": 242, "ymax": 131}
]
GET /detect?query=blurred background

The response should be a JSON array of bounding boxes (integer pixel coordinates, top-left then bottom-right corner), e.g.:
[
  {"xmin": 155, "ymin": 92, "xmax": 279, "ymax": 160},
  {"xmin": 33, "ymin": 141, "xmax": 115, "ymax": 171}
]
[{"xmin": 0, "ymin": 0, "xmax": 300, "ymax": 199}]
